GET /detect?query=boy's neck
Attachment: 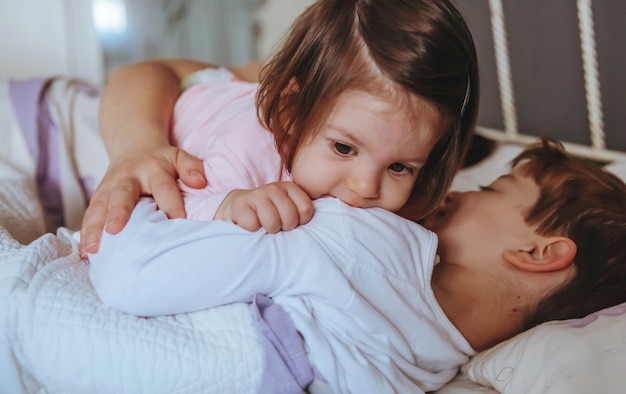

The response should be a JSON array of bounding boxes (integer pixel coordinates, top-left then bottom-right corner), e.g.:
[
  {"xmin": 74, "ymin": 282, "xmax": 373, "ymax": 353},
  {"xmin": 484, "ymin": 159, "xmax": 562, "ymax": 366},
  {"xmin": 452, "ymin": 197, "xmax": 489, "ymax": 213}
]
[{"xmin": 431, "ymin": 263, "xmax": 527, "ymax": 351}]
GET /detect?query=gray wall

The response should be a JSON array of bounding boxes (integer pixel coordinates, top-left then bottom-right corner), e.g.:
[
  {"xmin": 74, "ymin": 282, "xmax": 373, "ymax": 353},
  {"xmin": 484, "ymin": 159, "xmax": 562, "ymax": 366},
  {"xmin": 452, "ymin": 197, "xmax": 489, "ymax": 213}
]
[{"xmin": 458, "ymin": 0, "xmax": 625, "ymax": 151}]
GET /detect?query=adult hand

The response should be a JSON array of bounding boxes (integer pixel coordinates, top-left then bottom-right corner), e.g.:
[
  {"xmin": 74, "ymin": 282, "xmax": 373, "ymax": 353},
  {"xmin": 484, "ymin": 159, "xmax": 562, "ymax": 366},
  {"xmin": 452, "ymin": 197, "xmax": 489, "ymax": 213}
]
[
  {"xmin": 214, "ymin": 181, "xmax": 314, "ymax": 234},
  {"xmin": 79, "ymin": 146, "xmax": 206, "ymax": 257}
]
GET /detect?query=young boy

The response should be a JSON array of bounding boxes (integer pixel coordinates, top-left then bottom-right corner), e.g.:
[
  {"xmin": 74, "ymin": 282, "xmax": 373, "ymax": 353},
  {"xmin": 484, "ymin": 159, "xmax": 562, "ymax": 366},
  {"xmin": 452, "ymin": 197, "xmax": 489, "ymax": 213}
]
[{"xmin": 89, "ymin": 138, "xmax": 626, "ymax": 393}]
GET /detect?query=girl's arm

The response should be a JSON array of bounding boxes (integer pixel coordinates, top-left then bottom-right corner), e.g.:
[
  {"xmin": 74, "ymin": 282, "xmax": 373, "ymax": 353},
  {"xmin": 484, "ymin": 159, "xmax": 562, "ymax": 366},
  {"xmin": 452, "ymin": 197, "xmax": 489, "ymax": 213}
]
[{"xmin": 79, "ymin": 59, "xmax": 261, "ymax": 258}]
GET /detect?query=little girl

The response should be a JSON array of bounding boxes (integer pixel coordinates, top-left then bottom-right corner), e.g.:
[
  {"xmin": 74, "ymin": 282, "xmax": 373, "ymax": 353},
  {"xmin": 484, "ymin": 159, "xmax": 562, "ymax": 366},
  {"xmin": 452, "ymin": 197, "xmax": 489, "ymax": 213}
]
[{"xmin": 80, "ymin": 0, "xmax": 479, "ymax": 252}]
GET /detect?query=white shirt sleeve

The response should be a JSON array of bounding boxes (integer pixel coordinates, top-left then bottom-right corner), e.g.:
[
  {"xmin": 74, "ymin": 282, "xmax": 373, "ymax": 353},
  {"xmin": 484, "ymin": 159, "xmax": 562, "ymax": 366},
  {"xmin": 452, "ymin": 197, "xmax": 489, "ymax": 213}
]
[{"xmin": 89, "ymin": 198, "xmax": 349, "ymax": 316}]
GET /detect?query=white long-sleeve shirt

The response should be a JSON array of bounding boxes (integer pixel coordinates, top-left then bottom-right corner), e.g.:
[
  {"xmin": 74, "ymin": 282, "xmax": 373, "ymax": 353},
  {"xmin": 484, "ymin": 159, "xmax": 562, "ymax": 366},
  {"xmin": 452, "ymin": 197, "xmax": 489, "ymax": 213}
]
[{"xmin": 89, "ymin": 198, "xmax": 474, "ymax": 393}]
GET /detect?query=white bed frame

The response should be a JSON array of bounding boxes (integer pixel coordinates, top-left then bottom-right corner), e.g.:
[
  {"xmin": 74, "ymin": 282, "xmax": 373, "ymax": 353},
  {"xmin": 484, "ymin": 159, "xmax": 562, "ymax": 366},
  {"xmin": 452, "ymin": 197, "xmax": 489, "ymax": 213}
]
[{"xmin": 480, "ymin": 0, "xmax": 626, "ymax": 162}]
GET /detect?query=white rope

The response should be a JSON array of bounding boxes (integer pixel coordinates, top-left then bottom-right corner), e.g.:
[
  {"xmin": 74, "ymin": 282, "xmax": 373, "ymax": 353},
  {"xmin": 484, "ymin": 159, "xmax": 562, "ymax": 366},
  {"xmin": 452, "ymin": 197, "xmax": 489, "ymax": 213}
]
[
  {"xmin": 577, "ymin": 0, "xmax": 606, "ymax": 150},
  {"xmin": 488, "ymin": 0, "xmax": 518, "ymax": 136},
  {"xmin": 481, "ymin": 1, "xmax": 615, "ymax": 162}
]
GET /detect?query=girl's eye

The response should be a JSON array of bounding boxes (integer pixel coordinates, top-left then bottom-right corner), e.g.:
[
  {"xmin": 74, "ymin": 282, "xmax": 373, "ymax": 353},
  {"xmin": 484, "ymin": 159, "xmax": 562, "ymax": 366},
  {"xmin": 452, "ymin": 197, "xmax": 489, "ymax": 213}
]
[
  {"xmin": 334, "ymin": 142, "xmax": 355, "ymax": 155},
  {"xmin": 479, "ymin": 185, "xmax": 493, "ymax": 191},
  {"xmin": 389, "ymin": 163, "xmax": 412, "ymax": 174}
]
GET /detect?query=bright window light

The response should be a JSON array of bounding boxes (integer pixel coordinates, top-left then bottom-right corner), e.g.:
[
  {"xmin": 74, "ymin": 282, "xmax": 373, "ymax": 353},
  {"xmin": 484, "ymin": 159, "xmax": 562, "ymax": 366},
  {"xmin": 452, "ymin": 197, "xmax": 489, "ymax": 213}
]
[{"xmin": 93, "ymin": 0, "xmax": 127, "ymax": 35}]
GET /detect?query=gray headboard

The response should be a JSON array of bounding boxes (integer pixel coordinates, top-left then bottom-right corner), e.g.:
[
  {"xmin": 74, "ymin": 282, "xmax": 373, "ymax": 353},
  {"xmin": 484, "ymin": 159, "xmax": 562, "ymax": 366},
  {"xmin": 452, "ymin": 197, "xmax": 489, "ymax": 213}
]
[{"xmin": 458, "ymin": 0, "xmax": 626, "ymax": 161}]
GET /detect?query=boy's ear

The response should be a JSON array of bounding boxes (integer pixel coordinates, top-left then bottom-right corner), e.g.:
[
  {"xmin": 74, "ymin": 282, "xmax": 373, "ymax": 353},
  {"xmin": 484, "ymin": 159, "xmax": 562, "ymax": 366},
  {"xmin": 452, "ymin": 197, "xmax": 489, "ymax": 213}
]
[{"xmin": 503, "ymin": 237, "xmax": 577, "ymax": 272}]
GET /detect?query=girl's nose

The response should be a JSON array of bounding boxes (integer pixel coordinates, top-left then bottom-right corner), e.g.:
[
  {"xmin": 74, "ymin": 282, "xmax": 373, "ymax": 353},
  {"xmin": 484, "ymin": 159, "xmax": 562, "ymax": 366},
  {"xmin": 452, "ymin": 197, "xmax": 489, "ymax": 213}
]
[{"xmin": 347, "ymin": 171, "xmax": 380, "ymax": 199}]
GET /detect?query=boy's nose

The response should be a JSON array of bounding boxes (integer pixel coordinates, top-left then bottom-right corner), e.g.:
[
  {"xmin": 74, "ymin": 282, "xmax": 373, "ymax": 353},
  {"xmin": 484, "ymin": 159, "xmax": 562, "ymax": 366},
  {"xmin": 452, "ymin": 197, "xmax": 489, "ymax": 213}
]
[
  {"xmin": 442, "ymin": 191, "xmax": 460, "ymax": 206},
  {"xmin": 347, "ymin": 172, "xmax": 380, "ymax": 199}
]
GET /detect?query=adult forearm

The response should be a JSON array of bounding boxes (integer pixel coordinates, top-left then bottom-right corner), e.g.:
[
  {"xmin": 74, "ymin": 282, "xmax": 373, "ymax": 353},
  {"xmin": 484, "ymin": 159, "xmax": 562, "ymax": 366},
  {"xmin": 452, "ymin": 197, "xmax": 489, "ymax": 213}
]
[
  {"xmin": 80, "ymin": 59, "xmax": 214, "ymax": 256},
  {"xmin": 99, "ymin": 59, "xmax": 213, "ymax": 159}
]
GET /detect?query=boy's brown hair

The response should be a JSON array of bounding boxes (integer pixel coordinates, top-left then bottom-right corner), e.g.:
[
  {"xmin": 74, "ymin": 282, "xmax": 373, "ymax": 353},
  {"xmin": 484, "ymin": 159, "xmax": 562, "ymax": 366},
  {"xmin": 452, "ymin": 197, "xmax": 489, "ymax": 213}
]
[
  {"xmin": 513, "ymin": 138, "xmax": 626, "ymax": 328},
  {"xmin": 256, "ymin": 0, "xmax": 479, "ymax": 219}
]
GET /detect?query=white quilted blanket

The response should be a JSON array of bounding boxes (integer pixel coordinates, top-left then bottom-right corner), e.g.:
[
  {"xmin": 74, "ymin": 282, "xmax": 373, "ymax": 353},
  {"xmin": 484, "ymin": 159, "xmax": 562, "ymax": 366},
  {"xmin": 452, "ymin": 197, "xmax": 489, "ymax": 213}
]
[{"xmin": 0, "ymin": 181, "xmax": 267, "ymax": 394}]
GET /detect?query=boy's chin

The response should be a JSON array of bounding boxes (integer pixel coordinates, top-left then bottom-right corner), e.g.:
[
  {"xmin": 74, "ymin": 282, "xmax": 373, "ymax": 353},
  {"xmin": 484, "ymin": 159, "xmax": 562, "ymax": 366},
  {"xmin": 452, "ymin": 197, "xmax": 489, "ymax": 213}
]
[{"xmin": 396, "ymin": 202, "xmax": 425, "ymax": 223}]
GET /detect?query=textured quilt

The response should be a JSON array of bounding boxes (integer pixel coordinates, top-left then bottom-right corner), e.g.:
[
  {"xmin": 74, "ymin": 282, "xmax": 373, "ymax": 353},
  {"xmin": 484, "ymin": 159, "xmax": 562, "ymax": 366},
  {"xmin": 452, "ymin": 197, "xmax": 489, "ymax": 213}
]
[{"xmin": 0, "ymin": 182, "xmax": 267, "ymax": 393}]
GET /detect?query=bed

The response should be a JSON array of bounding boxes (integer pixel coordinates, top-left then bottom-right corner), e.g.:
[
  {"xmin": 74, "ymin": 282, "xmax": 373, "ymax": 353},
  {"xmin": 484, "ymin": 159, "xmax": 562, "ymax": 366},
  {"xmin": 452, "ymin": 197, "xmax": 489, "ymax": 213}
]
[
  {"xmin": 1, "ymin": 1, "xmax": 625, "ymax": 392},
  {"xmin": 1, "ymin": 77, "xmax": 625, "ymax": 394}
]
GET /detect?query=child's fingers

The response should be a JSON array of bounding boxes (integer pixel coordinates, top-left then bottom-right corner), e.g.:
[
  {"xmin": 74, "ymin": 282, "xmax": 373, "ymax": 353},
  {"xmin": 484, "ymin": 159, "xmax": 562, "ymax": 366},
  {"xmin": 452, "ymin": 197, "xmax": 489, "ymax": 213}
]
[
  {"xmin": 253, "ymin": 197, "xmax": 285, "ymax": 233},
  {"xmin": 269, "ymin": 191, "xmax": 310, "ymax": 231},
  {"xmin": 250, "ymin": 182, "xmax": 314, "ymax": 231},
  {"xmin": 256, "ymin": 183, "xmax": 306, "ymax": 231},
  {"xmin": 222, "ymin": 189, "xmax": 283, "ymax": 233},
  {"xmin": 226, "ymin": 182, "xmax": 313, "ymax": 233},
  {"xmin": 231, "ymin": 205, "xmax": 263, "ymax": 232},
  {"xmin": 284, "ymin": 184, "xmax": 315, "ymax": 225}
]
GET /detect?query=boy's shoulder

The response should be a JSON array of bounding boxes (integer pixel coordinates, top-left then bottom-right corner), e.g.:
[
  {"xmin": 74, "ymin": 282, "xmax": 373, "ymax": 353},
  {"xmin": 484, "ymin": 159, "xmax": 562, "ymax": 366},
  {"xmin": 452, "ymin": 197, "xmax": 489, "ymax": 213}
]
[
  {"xmin": 312, "ymin": 197, "xmax": 432, "ymax": 233},
  {"xmin": 311, "ymin": 197, "xmax": 437, "ymax": 262}
]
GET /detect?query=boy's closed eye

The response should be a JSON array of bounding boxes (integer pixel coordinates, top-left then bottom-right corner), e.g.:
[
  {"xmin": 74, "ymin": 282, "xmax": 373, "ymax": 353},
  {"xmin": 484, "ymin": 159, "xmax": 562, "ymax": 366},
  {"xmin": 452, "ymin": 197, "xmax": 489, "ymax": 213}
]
[{"xmin": 479, "ymin": 174, "xmax": 516, "ymax": 192}]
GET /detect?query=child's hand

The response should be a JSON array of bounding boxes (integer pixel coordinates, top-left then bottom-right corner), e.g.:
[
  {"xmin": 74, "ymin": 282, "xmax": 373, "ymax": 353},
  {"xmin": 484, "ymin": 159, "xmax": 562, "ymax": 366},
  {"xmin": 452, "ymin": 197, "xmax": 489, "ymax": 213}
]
[{"xmin": 215, "ymin": 182, "xmax": 314, "ymax": 233}]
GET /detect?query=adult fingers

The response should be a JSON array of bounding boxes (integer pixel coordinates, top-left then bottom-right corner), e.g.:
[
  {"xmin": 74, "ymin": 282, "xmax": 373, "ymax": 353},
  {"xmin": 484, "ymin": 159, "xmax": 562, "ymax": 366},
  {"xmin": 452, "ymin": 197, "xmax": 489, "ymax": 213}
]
[
  {"xmin": 149, "ymin": 178, "xmax": 188, "ymax": 219},
  {"xmin": 79, "ymin": 178, "xmax": 141, "ymax": 256},
  {"xmin": 176, "ymin": 149, "xmax": 207, "ymax": 189},
  {"xmin": 79, "ymin": 193, "xmax": 109, "ymax": 257},
  {"xmin": 102, "ymin": 179, "xmax": 142, "ymax": 233}
]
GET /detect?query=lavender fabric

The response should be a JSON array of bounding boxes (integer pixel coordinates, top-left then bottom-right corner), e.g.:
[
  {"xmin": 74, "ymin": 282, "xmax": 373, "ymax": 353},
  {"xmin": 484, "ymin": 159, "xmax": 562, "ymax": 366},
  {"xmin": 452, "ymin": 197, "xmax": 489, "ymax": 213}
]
[
  {"xmin": 8, "ymin": 78, "xmax": 64, "ymax": 228},
  {"xmin": 248, "ymin": 294, "xmax": 315, "ymax": 393}
]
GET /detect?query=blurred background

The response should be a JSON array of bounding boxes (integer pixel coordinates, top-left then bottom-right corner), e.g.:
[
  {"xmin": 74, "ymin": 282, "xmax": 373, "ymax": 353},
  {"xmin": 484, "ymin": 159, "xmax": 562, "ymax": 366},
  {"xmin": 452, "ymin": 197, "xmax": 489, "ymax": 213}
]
[
  {"xmin": 0, "ymin": 0, "xmax": 312, "ymax": 84},
  {"xmin": 0, "ymin": 0, "xmax": 623, "ymax": 150}
]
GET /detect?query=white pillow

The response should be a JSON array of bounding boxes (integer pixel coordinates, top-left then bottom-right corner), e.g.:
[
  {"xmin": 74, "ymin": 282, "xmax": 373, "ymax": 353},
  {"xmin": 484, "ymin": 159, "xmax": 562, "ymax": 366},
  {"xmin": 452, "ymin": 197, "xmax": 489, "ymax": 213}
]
[
  {"xmin": 462, "ymin": 302, "xmax": 626, "ymax": 394},
  {"xmin": 605, "ymin": 160, "xmax": 626, "ymax": 181}
]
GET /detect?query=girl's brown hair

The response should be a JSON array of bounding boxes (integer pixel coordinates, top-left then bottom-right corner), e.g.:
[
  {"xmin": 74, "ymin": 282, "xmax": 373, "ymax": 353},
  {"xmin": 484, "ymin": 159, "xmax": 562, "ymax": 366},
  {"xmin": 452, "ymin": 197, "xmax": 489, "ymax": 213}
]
[
  {"xmin": 257, "ymin": 0, "xmax": 479, "ymax": 219},
  {"xmin": 513, "ymin": 138, "xmax": 626, "ymax": 328}
]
